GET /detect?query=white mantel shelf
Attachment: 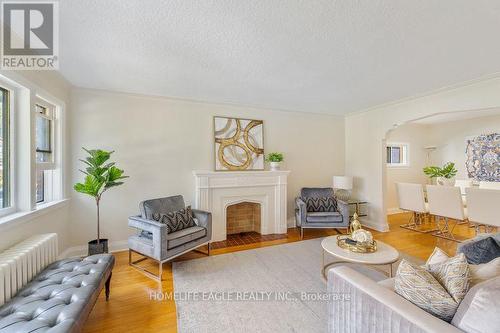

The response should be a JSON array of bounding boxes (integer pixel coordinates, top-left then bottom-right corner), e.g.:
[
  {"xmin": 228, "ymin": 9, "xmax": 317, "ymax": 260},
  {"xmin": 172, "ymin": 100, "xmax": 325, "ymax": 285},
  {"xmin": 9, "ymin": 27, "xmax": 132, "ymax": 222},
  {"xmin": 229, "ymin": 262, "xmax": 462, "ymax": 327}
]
[
  {"xmin": 193, "ymin": 170, "xmax": 290, "ymax": 242},
  {"xmin": 193, "ymin": 170, "xmax": 291, "ymax": 176},
  {"xmin": 193, "ymin": 170, "xmax": 290, "ymax": 189}
]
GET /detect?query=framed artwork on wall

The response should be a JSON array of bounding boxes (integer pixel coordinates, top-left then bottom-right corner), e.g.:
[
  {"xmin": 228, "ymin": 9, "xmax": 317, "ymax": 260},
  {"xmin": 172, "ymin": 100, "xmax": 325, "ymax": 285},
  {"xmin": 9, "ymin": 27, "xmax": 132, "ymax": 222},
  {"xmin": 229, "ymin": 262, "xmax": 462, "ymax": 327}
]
[
  {"xmin": 466, "ymin": 133, "xmax": 500, "ymax": 181},
  {"xmin": 213, "ymin": 116, "xmax": 264, "ymax": 171}
]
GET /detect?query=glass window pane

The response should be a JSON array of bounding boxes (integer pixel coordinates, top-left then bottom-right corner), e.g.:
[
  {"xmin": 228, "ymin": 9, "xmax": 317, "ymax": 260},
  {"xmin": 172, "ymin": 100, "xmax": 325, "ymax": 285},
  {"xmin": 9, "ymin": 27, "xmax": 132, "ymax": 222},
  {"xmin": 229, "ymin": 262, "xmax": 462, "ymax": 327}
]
[
  {"xmin": 36, "ymin": 170, "xmax": 44, "ymax": 203},
  {"xmin": 386, "ymin": 147, "xmax": 391, "ymax": 163},
  {"xmin": 0, "ymin": 90, "xmax": 3, "ymax": 208},
  {"xmin": 0, "ymin": 88, "xmax": 9, "ymax": 209},
  {"xmin": 36, "ymin": 152, "xmax": 52, "ymax": 163},
  {"xmin": 391, "ymin": 147, "xmax": 401, "ymax": 164},
  {"xmin": 35, "ymin": 100, "xmax": 57, "ymax": 206},
  {"xmin": 36, "ymin": 115, "xmax": 51, "ymax": 152}
]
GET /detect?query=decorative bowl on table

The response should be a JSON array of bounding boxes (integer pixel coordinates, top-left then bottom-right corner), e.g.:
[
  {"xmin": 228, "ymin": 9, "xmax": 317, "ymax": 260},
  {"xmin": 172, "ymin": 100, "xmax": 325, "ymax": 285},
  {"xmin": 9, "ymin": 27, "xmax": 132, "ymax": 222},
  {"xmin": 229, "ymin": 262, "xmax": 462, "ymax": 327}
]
[
  {"xmin": 337, "ymin": 231, "xmax": 377, "ymax": 253},
  {"xmin": 351, "ymin": 229, "xmax": 373, "ymax": 243}
]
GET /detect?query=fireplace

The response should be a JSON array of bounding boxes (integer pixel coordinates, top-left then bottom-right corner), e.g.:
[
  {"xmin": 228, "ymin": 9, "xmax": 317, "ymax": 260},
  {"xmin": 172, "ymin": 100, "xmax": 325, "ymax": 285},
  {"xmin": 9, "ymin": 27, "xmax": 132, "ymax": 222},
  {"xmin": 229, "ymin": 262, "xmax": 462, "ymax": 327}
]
[
  {"xmin": 226, "ymin": 202, "xmax": 261, "ymax": 235},
  {"xmin": 193, "ymin": 170, "xmax": 290, "ymax": 241}
]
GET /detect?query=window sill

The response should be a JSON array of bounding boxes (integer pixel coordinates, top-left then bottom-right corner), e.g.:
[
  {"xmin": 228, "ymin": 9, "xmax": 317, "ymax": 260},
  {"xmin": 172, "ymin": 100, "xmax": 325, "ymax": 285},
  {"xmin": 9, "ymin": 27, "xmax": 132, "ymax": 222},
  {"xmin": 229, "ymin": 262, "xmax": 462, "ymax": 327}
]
[
  {"xmin": 0, "ymin": 199, "xmax": 69, "ymax": 230},
  {"xmin": 387, "ymin": 164, "xmax": 410, "ymax": 169}
]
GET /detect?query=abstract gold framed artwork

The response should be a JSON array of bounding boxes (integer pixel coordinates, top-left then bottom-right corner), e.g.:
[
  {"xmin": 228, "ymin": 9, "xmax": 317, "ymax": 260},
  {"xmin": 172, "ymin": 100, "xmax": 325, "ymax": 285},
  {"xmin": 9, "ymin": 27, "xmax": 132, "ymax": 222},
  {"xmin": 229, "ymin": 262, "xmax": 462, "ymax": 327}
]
[{"xmin": 213, "ymin": 116, "xmax": 264, "ymax": 171}]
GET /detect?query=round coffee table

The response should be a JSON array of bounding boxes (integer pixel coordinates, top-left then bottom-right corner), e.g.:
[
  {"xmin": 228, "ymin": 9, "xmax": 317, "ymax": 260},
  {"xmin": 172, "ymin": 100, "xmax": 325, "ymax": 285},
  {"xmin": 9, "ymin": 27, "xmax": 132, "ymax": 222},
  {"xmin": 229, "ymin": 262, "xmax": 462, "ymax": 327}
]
[{"xmin": 321, "ymin": 235, "xmax": 400, "ymax": 280}]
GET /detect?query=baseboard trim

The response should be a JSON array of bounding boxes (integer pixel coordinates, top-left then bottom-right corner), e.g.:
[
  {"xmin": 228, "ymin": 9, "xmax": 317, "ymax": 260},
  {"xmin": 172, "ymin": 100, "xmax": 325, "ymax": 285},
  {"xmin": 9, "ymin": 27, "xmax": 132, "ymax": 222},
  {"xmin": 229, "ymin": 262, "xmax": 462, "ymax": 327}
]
[
  {"xmin": 361, "ymin": 219, "xmax": 390, "ymax": 232},
  {"xmin": 58, "ymin": 240, "xmax": 129, "ymax": 259}
]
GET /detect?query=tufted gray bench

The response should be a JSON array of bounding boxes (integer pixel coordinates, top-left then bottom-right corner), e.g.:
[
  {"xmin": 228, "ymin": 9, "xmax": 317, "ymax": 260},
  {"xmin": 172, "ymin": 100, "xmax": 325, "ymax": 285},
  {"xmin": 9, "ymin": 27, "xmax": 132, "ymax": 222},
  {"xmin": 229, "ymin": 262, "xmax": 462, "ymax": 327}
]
[{"xmin": 0, "ymin": 254, "xmax": 114, "ymax": 333}]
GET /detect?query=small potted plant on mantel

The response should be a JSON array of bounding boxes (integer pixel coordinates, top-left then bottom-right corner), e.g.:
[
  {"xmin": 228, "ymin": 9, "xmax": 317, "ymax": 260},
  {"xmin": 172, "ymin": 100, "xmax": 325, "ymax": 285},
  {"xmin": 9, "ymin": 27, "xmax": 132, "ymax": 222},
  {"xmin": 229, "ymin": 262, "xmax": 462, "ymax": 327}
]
[
  {"xmin": 423, "ymin": 162, "xmax": 457, "ymax": 186},
  {"xmin": 74, "ymin": 148, "xmax": 128, "ymax": 255},
  {"xmin": 266, "ymin": 152, "xmax": 284, "ymax": 171}
]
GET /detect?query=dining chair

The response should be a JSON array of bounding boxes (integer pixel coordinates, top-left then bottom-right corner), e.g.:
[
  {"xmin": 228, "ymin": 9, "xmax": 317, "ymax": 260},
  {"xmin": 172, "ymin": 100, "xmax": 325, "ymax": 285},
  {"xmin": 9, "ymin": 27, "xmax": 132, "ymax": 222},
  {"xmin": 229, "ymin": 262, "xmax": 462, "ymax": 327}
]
[
  {"xmin": 455, "ymin": 179, "xmax": 472, "ymax": 206},
  {"xmin": 454, "ymin": 179, "xmax": 473, "ymax": 194},
  {"xmin": 479, "ymin": 181, "xmax": 500, "ymax": 190},
  {"xmin": 466, "ymin": 187, "xmax": 500, "ymax": 234},
  {"xmin": 426, "ymin": 185, "xmax": 467, "ymax": 242},
  {"xmin": 396, "ymin": 183, "xmax": 435, "ymax": 233}
]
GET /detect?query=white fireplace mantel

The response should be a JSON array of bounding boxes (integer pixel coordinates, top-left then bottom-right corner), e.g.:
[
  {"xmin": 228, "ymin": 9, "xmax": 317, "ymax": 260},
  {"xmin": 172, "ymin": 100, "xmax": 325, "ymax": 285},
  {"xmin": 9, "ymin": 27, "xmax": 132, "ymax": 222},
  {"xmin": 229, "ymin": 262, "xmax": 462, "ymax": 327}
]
[{"xmin": 193, "ymin": 170, "xmax": 290, "ymax": 242}]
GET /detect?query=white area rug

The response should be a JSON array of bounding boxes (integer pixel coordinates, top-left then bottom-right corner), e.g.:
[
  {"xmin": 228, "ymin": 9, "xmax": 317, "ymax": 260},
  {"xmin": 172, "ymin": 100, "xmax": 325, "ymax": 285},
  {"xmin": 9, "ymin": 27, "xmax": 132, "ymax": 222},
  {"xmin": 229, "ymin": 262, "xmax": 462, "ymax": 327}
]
[{"xmin": 173, "ymin": 238, "xmax": 410, "ymax": 333}]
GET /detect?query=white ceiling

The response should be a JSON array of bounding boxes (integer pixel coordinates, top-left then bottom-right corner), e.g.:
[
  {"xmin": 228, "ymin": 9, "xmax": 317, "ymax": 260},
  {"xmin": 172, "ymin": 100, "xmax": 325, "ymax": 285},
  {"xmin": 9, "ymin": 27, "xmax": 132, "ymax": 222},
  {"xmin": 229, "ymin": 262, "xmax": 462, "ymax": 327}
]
[
  {"xmin": 59, "ymin": 1, "xmax": 500, "ymax": 115},
  {"xmin": 412, "ymin": 108, "xmax": 500, "ymax": 125}
]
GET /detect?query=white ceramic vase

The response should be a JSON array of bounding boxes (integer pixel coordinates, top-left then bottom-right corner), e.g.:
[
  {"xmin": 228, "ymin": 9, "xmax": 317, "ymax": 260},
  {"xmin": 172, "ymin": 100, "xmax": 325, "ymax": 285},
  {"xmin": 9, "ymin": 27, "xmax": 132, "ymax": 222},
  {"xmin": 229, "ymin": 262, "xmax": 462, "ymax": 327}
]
[
  {"xmin": 270, "ymin": 162, "xmax": 281, "ymax": 171},
  {"xmin": 436, "ymin": 177, "xmax": 454, "ymax": 186}
]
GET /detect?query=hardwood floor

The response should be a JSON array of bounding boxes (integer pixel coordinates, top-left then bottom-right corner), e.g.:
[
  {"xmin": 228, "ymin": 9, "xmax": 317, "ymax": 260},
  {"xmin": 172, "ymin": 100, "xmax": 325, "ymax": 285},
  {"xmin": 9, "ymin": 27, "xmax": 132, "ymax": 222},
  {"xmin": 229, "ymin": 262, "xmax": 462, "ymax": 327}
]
[{"xmin": 83, "ymin": 213, "xmax": 476, "ymax": 332}]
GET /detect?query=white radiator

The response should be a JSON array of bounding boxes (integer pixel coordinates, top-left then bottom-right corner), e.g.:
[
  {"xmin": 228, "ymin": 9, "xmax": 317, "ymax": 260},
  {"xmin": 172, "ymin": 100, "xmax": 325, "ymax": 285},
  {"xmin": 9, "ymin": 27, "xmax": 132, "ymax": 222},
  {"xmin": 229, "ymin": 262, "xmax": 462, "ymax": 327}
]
[{"xmin": 0, "ymin": 233, "xmax": 58, "ymax": 306}]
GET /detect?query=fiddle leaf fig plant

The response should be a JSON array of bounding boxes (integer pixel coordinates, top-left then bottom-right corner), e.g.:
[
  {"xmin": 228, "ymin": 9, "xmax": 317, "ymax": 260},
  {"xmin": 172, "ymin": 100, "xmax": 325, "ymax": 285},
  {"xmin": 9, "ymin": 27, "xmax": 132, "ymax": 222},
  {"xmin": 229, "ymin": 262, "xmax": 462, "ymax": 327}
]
[
  {"xmin": 74, "ymin": 148, "xmax": 128, "ymax": 244},
  {"xmin": 265, "ymin": 152, "xmax": 284, "ymax": 162},
  {"xmin": 423, "ymin": 162, "xmax": 458, "ymax": 179}
]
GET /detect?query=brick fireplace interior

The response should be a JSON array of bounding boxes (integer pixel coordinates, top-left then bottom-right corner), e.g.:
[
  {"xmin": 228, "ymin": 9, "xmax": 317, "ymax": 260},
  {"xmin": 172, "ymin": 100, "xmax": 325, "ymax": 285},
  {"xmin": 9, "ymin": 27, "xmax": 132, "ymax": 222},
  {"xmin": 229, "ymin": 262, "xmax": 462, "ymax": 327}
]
[
  {"xmin": 226, "ymin": 202, "xmax": 261, "ymax": 235},
  {"xmin": 210, "ymin": 201, "xmax": 286, "ymax": 249}
]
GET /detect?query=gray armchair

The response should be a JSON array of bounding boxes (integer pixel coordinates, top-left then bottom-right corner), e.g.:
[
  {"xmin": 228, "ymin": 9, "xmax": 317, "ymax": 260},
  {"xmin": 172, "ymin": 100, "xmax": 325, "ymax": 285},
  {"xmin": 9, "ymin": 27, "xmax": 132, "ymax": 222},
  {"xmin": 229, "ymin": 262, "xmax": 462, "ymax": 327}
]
[
  {"xmin": 128, "ymin": 195, "xmax": 212, "ymax": 281},
  {"xmin": 295, "ymin": 188, "xmax": 350, "ymax": 239}
]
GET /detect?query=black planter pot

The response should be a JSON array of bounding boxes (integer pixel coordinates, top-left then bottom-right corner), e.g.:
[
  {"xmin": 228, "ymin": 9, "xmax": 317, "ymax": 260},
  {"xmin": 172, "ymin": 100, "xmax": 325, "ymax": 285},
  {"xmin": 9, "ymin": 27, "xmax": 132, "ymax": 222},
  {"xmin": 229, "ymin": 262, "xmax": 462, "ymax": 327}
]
[{"xmin": 88, "ymin": 239, "xmax": 109, "ymax": 256}]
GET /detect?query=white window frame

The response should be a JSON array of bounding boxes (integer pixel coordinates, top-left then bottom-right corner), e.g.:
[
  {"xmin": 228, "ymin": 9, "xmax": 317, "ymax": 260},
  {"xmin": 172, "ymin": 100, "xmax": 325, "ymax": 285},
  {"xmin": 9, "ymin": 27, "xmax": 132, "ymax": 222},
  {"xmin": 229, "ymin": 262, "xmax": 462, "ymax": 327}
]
[
  {"xmin": 386, "ymin": 142, "xmax": 410, "ymax": 168},
  {"xmin": 0, "ymin": 73, "xmax": 67, "ymax": 226},
  {"xmin": 0, "ymin": 82, "xmax": 15, "ymax": 218}
]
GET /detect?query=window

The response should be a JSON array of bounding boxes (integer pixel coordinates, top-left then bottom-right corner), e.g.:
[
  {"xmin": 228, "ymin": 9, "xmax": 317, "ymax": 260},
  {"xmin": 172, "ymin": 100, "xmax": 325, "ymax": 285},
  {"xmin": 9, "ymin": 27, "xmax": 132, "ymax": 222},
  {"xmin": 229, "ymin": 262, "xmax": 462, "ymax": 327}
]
[
  {"xmin": 35, "ymin": 98, "xmax": 58, "ymax": 205},
  {"xmin": 386, "ymin": 143, "xmax": 409, "ymax": 167},
  {"xmin": 35, "ymin": 103, "xmax": 53, "ymax": 163},
  {"xmin": 0, "ymin": 87, "xmax": 10, "ymax": 210},
  {"xmin": 36, "ymin": 170, "xmax": 44, "ymax": 203},
  {"xmin": 0, "ymin": 75, "xmax": 65, "ymax": 221}
]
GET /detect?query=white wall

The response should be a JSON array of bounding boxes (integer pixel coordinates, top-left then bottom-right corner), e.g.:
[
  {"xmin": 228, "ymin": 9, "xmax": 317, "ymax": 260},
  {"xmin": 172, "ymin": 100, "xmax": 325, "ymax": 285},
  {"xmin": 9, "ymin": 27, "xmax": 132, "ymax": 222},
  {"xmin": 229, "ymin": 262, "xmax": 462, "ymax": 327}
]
[
  {"xmin": 0, "ymin": 206, "xmax": 69, "ymax": 252},
  {"xmin": 345, "ymin": 76, "xmax": 500, "ymax": 231},
  {"xmin": 68, "ymin": 88, "xmax": 345, "ymax": 250},
  {"xmin": 385, "ymin": 124, "xmax": 430, "ymax": 212},
  {"xmin": 0, "ymin": 70, "xmax": 71, "ymax": 253},
  {"xmin": 429, "ymin": 114, "xmax": 500, "ymax": 179}
]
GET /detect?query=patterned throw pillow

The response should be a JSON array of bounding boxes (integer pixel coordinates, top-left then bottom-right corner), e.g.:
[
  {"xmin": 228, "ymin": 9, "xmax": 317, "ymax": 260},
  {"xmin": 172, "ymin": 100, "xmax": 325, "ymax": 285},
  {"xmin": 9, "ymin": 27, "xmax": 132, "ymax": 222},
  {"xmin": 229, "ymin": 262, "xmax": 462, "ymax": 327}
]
[
  {"xmin": 459, "ymin": 237, "xmax": 500, "ymax": 265},
  {"xmin": 426, "ymin": 247, "xmax": 496, "ymax": 287},
  {"xmin": 304, "ymin": 197, "xmax": 337, "ymax": 212},
  {"xmin": 152, "ymin": 206, "xmax": 197, "ymax": 233},
  {"xmin": 395, "ymin": 259, "xmax": 459, "ymax": 322},
  {"xmin": 427, "ymin": 253, "xmax": 470, "ymax": 303},
  {"xmin": 425, "ymin": 247, "xmax": 450, "ymax": 266}
]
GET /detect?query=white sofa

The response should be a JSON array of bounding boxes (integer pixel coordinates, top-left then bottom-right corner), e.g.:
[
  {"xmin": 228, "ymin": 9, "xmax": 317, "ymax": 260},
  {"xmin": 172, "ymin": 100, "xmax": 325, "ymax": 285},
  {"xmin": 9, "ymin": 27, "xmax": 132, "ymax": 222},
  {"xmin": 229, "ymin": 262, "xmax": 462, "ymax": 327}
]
[
  {"xmin": 327, "ymin": 266, "xmax": 465, "ymax": 333},
  {"xmin": 327, "ymin": 234, "xmax": 500, "ymax": 333}
]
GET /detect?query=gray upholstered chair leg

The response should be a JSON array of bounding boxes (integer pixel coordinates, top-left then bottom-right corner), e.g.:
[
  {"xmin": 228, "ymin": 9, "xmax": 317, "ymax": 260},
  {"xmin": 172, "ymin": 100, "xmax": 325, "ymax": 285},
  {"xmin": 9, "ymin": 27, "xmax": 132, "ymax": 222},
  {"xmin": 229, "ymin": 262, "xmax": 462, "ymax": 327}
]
[
  {"xmin": 129, "ymin": 249, "xmax": 163, "ymax": 282},
  {"xmin": 194, "ymin": 243, "xmax": 211, "ymax": 256}
]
